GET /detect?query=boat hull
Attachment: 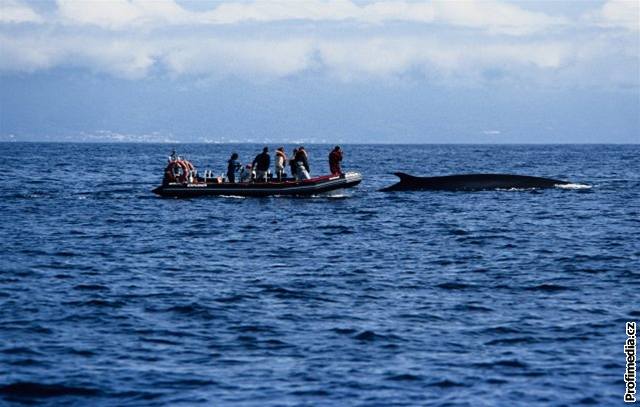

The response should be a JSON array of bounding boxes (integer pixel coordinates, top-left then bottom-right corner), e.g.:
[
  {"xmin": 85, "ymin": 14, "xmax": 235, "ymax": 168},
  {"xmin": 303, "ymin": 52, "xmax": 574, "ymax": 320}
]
[{"xmin": 153, "ymin": 172, "xmax": 362, "ymax": 197}]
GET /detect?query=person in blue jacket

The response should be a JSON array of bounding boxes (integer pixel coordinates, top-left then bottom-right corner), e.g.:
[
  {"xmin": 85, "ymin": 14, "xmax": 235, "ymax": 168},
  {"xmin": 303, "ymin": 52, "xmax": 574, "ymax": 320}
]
[{"xmin": 227, "ymin": 153, "xmax": 241, "ymax": 183}]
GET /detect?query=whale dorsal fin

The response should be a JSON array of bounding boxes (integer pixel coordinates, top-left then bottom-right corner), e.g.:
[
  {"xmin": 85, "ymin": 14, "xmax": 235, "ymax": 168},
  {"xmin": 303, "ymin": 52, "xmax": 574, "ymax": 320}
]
[{"xmin": 393, "ymin": 172, "xmax": 416, "ymax": 181}]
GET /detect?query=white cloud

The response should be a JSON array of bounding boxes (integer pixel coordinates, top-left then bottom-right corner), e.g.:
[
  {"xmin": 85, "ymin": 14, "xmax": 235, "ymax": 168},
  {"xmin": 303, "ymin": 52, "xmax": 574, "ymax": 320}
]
[
  {"xmin": 49, "ymin": 0, "xmax": 561, "ymax": 35},
  {"xmin": 163, "ymin": 38, "xmax": 315, "ymax": 77},
  {"xmin": 204, "ymin": 0, "xmax": 436, "ymax": 24},
  {"xmin": 0, "ymin": 31, "xmax": 582, "ymax": 83},
  {"xmin": 318, "ymin": 38, "xmax": 422, "ymax": 78},
  {"xmin": 56, "ymin": 0, "xmax": 193, "ymax": 29},
  {"xmin": 0, "ymin": 33, "xmax": 156, "ymax": 78},
  {"xmin": 600, "ymin": 0, "xmax": 640, "ymax": 31},
  {"xmin": 585, "ymin": 0, "xmax": 640, "ymax": 31},
  {"xmin": 0, "ymin": 33, "xmax": 58, "ymax": 71},
  {"xmin": 434, "ymin": 1, "xmax": 567, "ymax": 35},
  {"xmin": 317, "ymin": 38, "xmax": 571, "ymax": 81},
  {"xmin": 0, "ymin": 0, "xmax": 43, "ymax": 23},
  {"xmin": 0, "ymin": 1, "xmax": 636, "ymax": 89},
  {"xmin": 76, "ymin": 40, "xmax": 157, "ymax": 78}
]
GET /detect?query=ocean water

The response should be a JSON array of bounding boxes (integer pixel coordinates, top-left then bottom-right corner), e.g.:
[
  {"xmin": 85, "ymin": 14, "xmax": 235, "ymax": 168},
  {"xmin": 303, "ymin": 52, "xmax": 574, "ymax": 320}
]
[{"xmin": 0, "ymin": 143, "xmax": 638, "ymax": 406}]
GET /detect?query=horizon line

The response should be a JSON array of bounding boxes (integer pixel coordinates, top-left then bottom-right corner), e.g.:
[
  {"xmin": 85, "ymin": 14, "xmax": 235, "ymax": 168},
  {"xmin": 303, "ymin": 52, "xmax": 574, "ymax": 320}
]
[{"xmin": 1, "ymin": 141, "xmax": 638, "ymax": 146}]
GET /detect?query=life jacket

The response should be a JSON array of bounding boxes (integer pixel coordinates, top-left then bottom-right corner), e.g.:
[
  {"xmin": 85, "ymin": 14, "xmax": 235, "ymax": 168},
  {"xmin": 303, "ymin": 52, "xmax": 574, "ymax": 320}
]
[{"xmin": 275, "ymin": 150, "xmax": 286, "ymax": 167}]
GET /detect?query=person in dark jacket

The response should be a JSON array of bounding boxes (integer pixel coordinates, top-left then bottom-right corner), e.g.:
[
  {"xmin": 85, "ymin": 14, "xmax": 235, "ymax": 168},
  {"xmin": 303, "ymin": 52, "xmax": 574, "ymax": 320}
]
[
  {"xmin": 329, "ymin": 146, "xmax": 343, "ymax": 175},
  {"xmin": 226, "ymin": 152, "xmax": 241, "ymax": 183},
  {"xmin": 252, "ymin": 147, "xmax": 271, "ymax": 182},
  {"xmin": 289, "ymin": 148, "xmax": 298, "ymax": 179},
  {"xmin": 294, "ymin": 146, "xmax": 310, "ymax": 180}
]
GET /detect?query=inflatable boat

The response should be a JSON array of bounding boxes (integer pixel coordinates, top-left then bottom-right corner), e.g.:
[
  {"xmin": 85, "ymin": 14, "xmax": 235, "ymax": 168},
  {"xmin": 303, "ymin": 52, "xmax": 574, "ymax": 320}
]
[{"xmin": 153, "ymin": 172, "xmax": 362, "ymax": 197}]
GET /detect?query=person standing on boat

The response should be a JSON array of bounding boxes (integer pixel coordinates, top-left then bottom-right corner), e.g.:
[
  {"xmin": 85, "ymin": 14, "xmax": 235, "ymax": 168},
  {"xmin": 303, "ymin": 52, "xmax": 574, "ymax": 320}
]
[
  {"xmin": 226, "ymin": 153, "xmax": 241, "ymax": 183},
  {"xmin": 289, "ymin": 148, "xmax": 298, "ymax": 179},
  {"xmin": 274, "ymin": 147, "xmax": 287, "ymax": 181},
  {"xmin": 252, "ymin": 147, "xmax": 271, "ymax": 182},
  {"xmin": 329, "ymin": 146, "xmax": 343, "ymax": 175},
  {"xmin": 240, "ymin": 164, "xmax": 253, "ymax": 182},
  {"xmin": 294, "ymin": 146, "xmax": 310, "ymax": 180}
]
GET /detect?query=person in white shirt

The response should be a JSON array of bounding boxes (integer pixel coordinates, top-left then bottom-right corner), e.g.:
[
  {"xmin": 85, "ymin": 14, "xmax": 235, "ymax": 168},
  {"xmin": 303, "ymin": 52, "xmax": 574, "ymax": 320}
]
[{"xmin": 274, "ymin": 147, "xmax": 287, "ymax": 181}]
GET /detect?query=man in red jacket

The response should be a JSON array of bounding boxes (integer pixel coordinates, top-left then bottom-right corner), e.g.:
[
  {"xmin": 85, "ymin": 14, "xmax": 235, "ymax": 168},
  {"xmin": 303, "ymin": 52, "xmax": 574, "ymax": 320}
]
[{"xmin": 329, "ymin": 146, "xmax": 343, "ymax": 175}]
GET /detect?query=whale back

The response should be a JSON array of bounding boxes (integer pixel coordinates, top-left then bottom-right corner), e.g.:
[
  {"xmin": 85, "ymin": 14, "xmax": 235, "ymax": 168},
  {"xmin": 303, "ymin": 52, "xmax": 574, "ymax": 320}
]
[{"xmin": 382, "ymin": 173, "xmax": 569, "ymax": 191}]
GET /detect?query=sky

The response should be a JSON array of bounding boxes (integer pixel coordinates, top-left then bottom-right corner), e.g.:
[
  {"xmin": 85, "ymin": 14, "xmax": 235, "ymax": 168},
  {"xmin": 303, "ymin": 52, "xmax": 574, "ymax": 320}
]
[{"xmin": 0, "ymin": 0, "xmax": 638, "ymax": 143}]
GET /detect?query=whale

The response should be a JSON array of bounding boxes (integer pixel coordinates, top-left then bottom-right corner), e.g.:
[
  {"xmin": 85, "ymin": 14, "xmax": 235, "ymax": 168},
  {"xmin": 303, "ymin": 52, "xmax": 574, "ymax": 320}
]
[{"xmin": 381, "ymin": 172, "xmax": 571, "ymax": 191}]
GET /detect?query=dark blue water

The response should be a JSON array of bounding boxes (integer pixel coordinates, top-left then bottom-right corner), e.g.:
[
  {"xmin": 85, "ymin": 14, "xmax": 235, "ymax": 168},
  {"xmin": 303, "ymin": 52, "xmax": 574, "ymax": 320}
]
[{"xmin": 1, "ymin": 143, "xmax": 638, "ymax": 406}]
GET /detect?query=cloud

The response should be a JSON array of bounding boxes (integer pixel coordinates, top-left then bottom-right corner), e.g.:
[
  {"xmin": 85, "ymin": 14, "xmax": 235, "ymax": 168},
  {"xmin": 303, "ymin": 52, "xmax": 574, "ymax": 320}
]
[
  {"xmin": 0, "ymin": 0, "xmax": 43, "ymax": 23},
  {"xmin": 0, "ymin": 1, "xmax": 637, "ymax": 89},
  {"xmin": 50, "ymin": 0, "xmax": 561, "ymax": 35},
  {"xmin": 602, "ymin": 0, "xmax": 640, "ymax": 30},
  {"xmin": 163, "ymin": 38, "xmax": 315, "ymax": 78},
  {"xmin": 586, "ymin": 0, "xmax": 640, "ymax": 31},
  {"xmin": 56, "ymin": 0, "xmax": 192, "ymax": 29},
  {"xmin": 318, "ymin": 38, "xmax": 571, "ymax": 80},
  {"xmin": 0, "ymin": 33, "xmax": 156, "ymax": 78},
  {"xmin": 0, "ymin": 31, "xmax": 585, "ymax": 84},
  {"xmin": 433, "ymin": 1, "xmax": 566, "ymax": 35},
  {"xmin": 203, "ymin": 0, "xmax": 436, "ymax": 24}
]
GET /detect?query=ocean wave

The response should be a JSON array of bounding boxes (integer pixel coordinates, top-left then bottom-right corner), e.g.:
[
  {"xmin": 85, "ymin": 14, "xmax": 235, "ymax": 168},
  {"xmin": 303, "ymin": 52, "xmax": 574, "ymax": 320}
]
[
  {"xmin": 525, "ymin": 283, "xmax": 571, "ymax": 292},
  {"xmin": 556, "ymin": 183, "xmax": 592, "ymax": 189},
  {"xmin": 386, "ymin": 373, "xmax": 423, "ymax": 382},
  {"xmin": 436, "ymin": 282, "xmax": 476, "ymax": 290}
]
